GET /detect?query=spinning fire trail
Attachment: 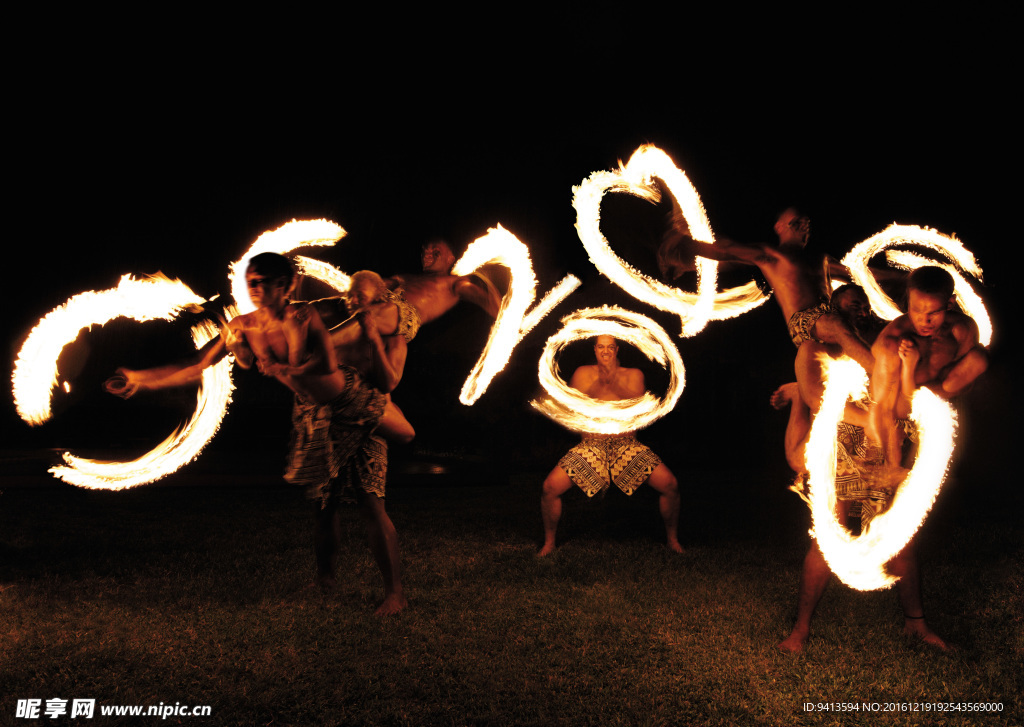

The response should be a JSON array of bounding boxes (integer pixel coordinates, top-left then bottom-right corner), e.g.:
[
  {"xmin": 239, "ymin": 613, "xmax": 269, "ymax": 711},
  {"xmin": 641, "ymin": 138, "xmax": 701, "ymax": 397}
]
[{"xmin": 10, "ymin": 144, "xmax": 992, "ymax": 585}]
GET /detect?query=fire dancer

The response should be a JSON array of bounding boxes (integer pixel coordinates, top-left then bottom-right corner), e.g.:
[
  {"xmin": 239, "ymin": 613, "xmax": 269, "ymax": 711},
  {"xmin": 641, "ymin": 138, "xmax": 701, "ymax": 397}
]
[
  {"xmin": 869, "ymin": 266, "xmax": 988, "ymax": 481},
  {"xmin": 662, "ymin": 207, "xmax": 875, "ymax": 374},
  {"xmin": 105, "ymin": 253, "xmax": 410, "ymax": 616},
  {"xmin": 314, "ymin": 238, "xmax": 502, "ymax": 338},
  {"xmin": 538, "ymin": 335, "xmax": 682, "ymax": 556},
  {"xmin": 771, "ymin": 284, "xmax": 882, "ymax": 474},
  {"xmin": 776, "ymin": 270, "xmax": 987, "ymax": 653}
]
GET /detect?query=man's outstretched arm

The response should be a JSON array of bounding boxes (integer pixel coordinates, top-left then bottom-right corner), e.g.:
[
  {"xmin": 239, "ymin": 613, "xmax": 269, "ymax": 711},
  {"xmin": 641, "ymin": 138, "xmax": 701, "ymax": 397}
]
[
  {"xmin": 453, "ymin": 273, "xmax": 502, "ymax": 318},
  {"xmin": 105, "ymin": 335, "xmax": 228, "ymax": 398}
]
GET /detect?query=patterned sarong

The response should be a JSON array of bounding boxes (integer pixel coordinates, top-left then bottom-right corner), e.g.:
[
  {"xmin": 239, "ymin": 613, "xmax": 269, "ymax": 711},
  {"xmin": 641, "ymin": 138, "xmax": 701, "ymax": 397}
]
[
  {"xmin": 283, "ymin": 366, "xmax": 388, "ymax": 506},
  {"xmin": 787, "ymin": 301, "xmax": 831, "ymax": 347},
  {"xmin": 558, "ymin": 434, "xmax": 662, "ymax": 497},
  {"xmin": 386, "ymin": 286, "xmax": 421, "ymax": 342},
  {"xmin": 834, "ymin": 422, "xmax": 892, "ymax": 529},
  {"xmin": 791, "ymin": 419, "xmax": 917, "ymax": 530}
]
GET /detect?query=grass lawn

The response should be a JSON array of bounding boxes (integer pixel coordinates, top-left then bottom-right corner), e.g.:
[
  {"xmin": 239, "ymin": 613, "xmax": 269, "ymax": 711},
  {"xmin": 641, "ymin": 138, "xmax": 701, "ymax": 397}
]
[{"xmin": 1, "ymin": 468, "xmax": 1020, "ymax": 726}]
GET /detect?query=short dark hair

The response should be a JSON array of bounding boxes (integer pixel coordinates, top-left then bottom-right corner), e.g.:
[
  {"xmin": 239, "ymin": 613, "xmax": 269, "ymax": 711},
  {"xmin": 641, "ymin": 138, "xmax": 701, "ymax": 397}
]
[
  {"xmin": 248, "ymin": 252, "xmax": 296, "ymax": 286},
  {"xmin": 424, "ymin": 237, "xmax": 466, "ymax": 259},
  {"xmin": 907, "ymin": 266, "xmax": 954, "ymax": 301},
  {"xmin": 831, "ymin": 283, "xmax": 861, "ymax": 303}
]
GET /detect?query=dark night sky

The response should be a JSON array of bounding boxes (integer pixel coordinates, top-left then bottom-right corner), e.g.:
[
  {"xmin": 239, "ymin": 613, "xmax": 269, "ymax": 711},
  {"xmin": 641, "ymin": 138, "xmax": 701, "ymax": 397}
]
[{"xmin": 4, "ymin": 24, "xmax": 1018, "ymax": 483}]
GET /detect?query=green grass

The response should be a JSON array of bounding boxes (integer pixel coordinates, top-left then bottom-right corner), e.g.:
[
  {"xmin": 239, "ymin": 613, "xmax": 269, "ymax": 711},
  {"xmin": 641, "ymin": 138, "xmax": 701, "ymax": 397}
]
[{"xmin": 1, "ymin": 475, "xmax": 1021, "ymax": 726}]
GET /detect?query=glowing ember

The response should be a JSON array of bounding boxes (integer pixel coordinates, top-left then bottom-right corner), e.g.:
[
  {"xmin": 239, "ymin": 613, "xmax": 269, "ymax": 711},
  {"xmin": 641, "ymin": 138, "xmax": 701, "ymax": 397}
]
[
  {"xmin": 12, "ymin": 274, "xmax": 207, "ymax": 426},
  {"xmin": 804, "ymin": 356, "xmax": 956, "ymax": 590},
  {"xmin": 50, "ymin": 315, "xmax": 237, "ymax": 490},
  {"xmin": 841, "ymin": 224, "xmax": 990, "ymax": 345},
  {"xmin": 452, "ymin": 225, "xmax": 580, "ymax": 404},
  {"xmin": 229, "ymin": 219, "xmax": 347, "ymax": 313},
  {"xmin": 531, "ymin": 306, "xmax": 685, "ymax": 434},
  {"xmin": 573, "ymin": 144, "xmax": 768, "ymax": 337}
]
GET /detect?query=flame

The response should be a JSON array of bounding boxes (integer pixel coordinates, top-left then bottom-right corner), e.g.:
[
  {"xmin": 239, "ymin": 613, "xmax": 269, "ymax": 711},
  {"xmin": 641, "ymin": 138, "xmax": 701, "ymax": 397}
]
[
  {"xmin": 12, "ymin": 274, "xmax": 207, "ymax": 426},
  {"xmin": 452, "ymin": 225, "xmax": 580, "ymax": 404},
  {"xmin": 50, "ymin": 314, "xmax": 237, "ymax": 490},
  {"xmin": 573, "ymin": 144, "xmax": 768, "ymax": 337},
  {"xmin": 229, "ymin": 219, "xmax": 347, "ymax": 312},
  {"xmin": 805, "ymin": 356, "xmax": 956, "ymax": 590},
  {"xmin": 294, "ymin": 255, "xmax": 352, "ymax": 294},
  {"xmin": 841, "ymin": 224, "xmax": 989, "ymax": 345},
  {"xmin": 531, "ymin": 306, "xmax": 685, "ymax": 434}
]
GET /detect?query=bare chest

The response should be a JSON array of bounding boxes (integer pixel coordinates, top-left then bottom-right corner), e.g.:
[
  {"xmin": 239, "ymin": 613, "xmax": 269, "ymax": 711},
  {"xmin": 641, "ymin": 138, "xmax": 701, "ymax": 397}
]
[
  {"xmin": 914, "ymin": 332, "xmax": 960, "ymax": 383},
  {"xmin": 243, "ymin": 320, "xmax": 293, "ymax": 362},
  {"xmin": 399, "ymin": 278, "xmax": 457, "ymax": 316},
  {"xmin": 584, "ymin": 376, "xmax": 635, "ymax": 401},
  {"xmin": 766, "ymin": 257, "xmax": 826, "ymax": 316}
]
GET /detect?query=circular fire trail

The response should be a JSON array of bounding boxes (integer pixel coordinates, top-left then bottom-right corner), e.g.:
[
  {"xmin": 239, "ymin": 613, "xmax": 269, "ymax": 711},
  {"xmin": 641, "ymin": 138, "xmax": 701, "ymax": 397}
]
[{"xmin": 531, "ymin": 306, "xmax": 685, "ymax": 434}]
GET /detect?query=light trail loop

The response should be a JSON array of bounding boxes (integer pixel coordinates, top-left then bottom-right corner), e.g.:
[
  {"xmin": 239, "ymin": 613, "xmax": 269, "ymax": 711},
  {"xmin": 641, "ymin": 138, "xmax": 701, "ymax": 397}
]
[
  {"xmin": 229, "ymin": 219, "xmax": 348, "ymax": 312},
  {"xmin": 452, "ymin": 225, "xmax": 580, "ymax": 404},
  {"xmin": 531, "ymin": 306, "xmax": 685, "ymax": 434},
  {"xmin": 805, "ymin": 357, "xmax": 957, "ymax": 590},
  {"xmin": 841, "ymin": 223, "xmax": 990, "ymax": 345},
  {"xmin": 573, "ymin": 144, "xmax": 768, "ymax": 337},
  {"xmin": 50, "ymin": 315, "xmax": 237, "ymax": 489}
]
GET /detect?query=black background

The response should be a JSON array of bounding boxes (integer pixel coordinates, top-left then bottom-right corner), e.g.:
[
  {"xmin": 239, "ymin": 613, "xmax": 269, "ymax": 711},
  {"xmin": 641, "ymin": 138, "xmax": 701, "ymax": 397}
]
[{"xmin": 5, "ymin": 16, "xmax": 1017, "ymax": 489}]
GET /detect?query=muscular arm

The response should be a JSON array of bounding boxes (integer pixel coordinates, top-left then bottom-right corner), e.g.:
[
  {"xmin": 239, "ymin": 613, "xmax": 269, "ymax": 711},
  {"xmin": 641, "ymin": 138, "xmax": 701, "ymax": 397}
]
[
  {"xmin": 662, "ymin": 228, "xmax": 769, "ymax": 266},
  {"xmin": 869, "ymin": 324, "xmax": 906, "ymax": 466},
  {"xmin": 568, "ymin": 366, "xmax": 597, "ymax": 395},
  {"xmin": 932, "ymin": 319, "xmax": 988, "ymax": 399},
  {"xmin": 220, "ymin": 318, "xmax": 254, "ymax": 369},
  {"xmin": 453, "ymin": 273, "xmax": 502, "ymax": 318},
  {"xmin": 256, "ymin": 305, "xmax": 336, "ymax": 379},
  {"xmin": 620, "ymin": 369, "xmax": 646, "ymax": 398},
  {"xmin": 309, "ymin": 297, "xmax": 349, "ymax": 329},
  {"xmin": 105, "ymin": 336, "xmax": 228, "ymax": 398},
  {"xmin": 362, "ymin": 325, "xmax": 405, "ymax": 393},
  {"xmin": 359, "ymin": 313, "xmax": 407, "ymax": 393},
  {"xmin": 329, "ymin": 303, "xmax": 401, "ymax": 348},
  {"xmin": 266, "ymin": 305, "xmax": 337, "ymax": 377}
]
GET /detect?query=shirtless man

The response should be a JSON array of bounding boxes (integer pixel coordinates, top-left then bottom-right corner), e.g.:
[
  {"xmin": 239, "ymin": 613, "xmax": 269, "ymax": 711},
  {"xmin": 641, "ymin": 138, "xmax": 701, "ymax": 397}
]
[
  {"xmin": 771, "ymin": 284, "xmax": 880, "ymax": 473},
  {"xmin": 391, "ymin": 238, "xmax": 501, "ymax": 325},
  {"xmin": 663, "ymin": 207, "xmax": 875, "ymax": 375},
  {"xmin": 777, "ymin": 270, "xmax": 987, "ymax": 653},
  {"xmin": 869, "ymin": 266, "xmax": 988, "ymax": 476},
  {"xmin": 105, "ymin": 253, "xmax": 409, "ymax": 615},
  {"xmin": 315, "ymin": 238, "xmax": 502, "ymax": 340},
  {"xmin": 538, "ymin": 336, "xmax": 682, "ymax": 556}
]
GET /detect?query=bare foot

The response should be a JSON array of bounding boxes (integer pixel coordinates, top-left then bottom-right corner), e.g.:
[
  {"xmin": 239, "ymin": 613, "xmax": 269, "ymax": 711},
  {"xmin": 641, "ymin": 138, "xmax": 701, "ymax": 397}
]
[
  {"xmin": 770, "ymin": 382, "xmax": 799, "ymax": 410},
  {"xmin": 904, "ymin": 620, "xmax": 950, "ymax": 650},
  {"xmin": 666, "ymin": 539, "xmax": 685, "ymax": 554},
  {"xmin": 777, "ymin": 630, "xmax": 809, "ymax": 654},
  {"xmin": 537, "ymin": 542, "xmax": 556, "ymax": 557},
  {"xmin": 375, "ymin": 593, "xmax": 408, "ymax": 617}
]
